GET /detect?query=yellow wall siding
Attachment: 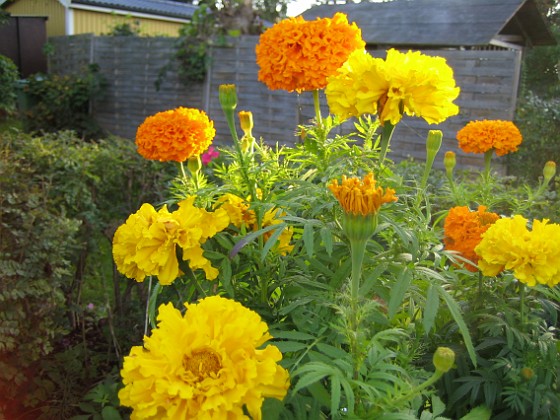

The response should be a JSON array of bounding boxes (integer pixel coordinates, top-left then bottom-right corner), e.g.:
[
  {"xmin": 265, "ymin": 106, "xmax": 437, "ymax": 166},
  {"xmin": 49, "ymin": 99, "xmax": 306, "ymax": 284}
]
[
  {"xmin": 4, "ymin": 0, "xmax": 66, "ymax": 37},
  {"xmin": 73, "ymin": 10, "xmax": 185, "ymax": 36}
]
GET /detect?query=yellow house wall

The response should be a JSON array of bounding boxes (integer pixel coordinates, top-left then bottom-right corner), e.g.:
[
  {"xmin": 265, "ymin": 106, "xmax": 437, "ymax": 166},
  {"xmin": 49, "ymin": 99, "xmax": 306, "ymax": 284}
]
[
  {"xmin": 4, "ymin": 0, "xmax": 66, "ymax": 37},
  {"xmin": 73, "ymin": 9, "xmax": 185, "ymax": 36}
]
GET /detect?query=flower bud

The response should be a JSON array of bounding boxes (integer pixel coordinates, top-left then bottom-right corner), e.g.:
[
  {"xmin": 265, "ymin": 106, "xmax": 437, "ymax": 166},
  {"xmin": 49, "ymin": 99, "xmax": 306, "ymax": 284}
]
[
  {"xmin": 219, "ymin": 84, "xmax": 237, "ymax": 111},
  {"xmin": 444, "ymin": 151, "xmax": 456, "ymax": 177},
  {"xmin": 543, "ymin": 161, "xmax": 556, "ymax": 184},
  {"xmin": 238, "ymin": 111, "xmax": 254, "ymax": 137},
  {"xmin": 426, "ymin": 130, "xmax": 443, "ymax": 154},
  {"xmin": 433, "ymin": 347, "xmax": 455, "ymax": 373},
  {"xmin": 520, "ymin": 367, "xmax": 534, "ymax": 381},
  {"xmin": 187, "ymin": 155, "xmax": 202, "ymax": 174}
]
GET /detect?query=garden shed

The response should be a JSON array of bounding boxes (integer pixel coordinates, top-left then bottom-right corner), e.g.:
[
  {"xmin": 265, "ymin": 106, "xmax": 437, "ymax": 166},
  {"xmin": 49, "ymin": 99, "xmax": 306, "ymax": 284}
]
[{"xmin": 0, "ymin": 0, "xmax": 195, "ymax": 37}]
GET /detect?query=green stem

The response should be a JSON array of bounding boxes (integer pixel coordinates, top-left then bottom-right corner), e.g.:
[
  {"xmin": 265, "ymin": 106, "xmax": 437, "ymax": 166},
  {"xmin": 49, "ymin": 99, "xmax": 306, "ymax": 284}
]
[
  {"xmin": 313, "ymin": 90, "xmax": 323, "ymax": 128},
  {"xmin": 483, "ymin": 150, "xmax": 493, "ymax": 183},
  {"xmin": 179, "ymin": 161, "xmax": 188, "ymax": 183},
  {"xmin": 379, "ymin": 122, "xmax": 396, "ymax": 168},
  {"xmin": 391, "ymin": 370, "xmax": 444, "ymax": 406},
  {"xmin": 519, "ymin": 283, "xmax": 525, "ymax": 331},
  {"xmin": 350, "ymin": 239, "xmax": 367, "ymax": 305},
  {"xmin": 223, "ymin": 108, "xmax": 256, "ymax": 200}
]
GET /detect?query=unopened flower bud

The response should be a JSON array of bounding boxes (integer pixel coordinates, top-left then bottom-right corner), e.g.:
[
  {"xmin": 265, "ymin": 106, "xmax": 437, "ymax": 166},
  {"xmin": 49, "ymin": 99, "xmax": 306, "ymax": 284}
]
[
  {"xmin": 433, "ymin": 347, "xmax": 455, "ymax": 373},
  {"xmin": 187, "ymin": 155, "xmax": 202, "ymax": 174},
  {"xmin": 219, "ymin": 84, "xmax": 237, "ymax": 111},
  {"xmin": 520, "ymin": 367, "xmax": 534, "ymax": 381},
  {"xmin": 543, "ymin": 161, "xmax": 556, "ymax": 184},
  {"xmin": 444, "ymin": 151, "xmax": 456, "ymax": 177},
  {"xmin": 238, "ymin": 111, "xmax": 254, "ymax": 137},
  {"xmin": 426, "ymin": 130, "xmax": 443, "ymax": 154}
]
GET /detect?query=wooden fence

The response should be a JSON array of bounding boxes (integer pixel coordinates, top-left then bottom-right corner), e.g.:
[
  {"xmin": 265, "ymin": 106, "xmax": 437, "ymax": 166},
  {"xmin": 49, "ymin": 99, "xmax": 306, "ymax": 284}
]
[{"xmin": 48, "ymin": 35, "xmax": 522, "ymax": 171}]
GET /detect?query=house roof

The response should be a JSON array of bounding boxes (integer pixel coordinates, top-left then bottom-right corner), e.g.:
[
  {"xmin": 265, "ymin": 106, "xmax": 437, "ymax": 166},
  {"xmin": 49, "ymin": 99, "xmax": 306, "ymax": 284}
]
[
  {"xmin": 302, "ymin": 0, "xmax": 556, "ymax": 47},
  {"xmin": 72, "ymin": 0, "xmax": 196, "ymax": 19}
]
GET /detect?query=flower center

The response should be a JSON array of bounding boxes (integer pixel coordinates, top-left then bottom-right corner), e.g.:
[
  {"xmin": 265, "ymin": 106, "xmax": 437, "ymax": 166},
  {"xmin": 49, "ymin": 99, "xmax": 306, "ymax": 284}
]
[{"xmin": 183, "ymin": 349, "xmax": 221, "ymax": 381}]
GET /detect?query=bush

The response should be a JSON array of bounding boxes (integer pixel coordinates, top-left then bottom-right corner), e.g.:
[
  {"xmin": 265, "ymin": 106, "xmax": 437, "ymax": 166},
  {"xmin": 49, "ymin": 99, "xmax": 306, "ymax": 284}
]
[
  {"xmin": 0, "ymin": 129, "xmax": 173, "ymax": 418},
  {"xmin": 21, "ymin": 64, "xmax": 107, "ymax": 139},
  {"xmin": 0, "ymin": 54, "xmax": 19, "ymax": 116}
]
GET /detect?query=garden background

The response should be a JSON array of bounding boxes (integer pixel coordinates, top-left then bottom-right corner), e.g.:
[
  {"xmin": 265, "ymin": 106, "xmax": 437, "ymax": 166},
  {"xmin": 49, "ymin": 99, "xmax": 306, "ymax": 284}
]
[{"xmin": 1, "ymin": 0, "xmax": 560, "ymax": 418}]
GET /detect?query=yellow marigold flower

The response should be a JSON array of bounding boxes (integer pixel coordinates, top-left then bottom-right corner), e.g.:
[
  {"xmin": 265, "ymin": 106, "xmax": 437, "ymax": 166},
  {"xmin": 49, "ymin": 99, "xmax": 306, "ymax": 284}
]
[
  {"xmin": 136, "ymin": 107, "xmax": 215, "ymax": 162},
  {"xmin": 112, "ymin": 203, "xmax": 162, "ymax": 283},
  {"xmin": 215, "ymin": 193, "xmax": 256, "ymax": 228},
  {"xmin": 328, "ymin": 172, "xmax": 397, "ymax": 217},
  {"xmin": 215, "ymin": 194, "xmax": 294, "ymax": 255},
  {"xmin": 112, "ymin": 197, "xmax": 229, "ymax": 285},
  {"xmin": 255, "ymin": 12, "xmax": 365, "ymax": 92},
  {"xmin": 326, "ymin": 49, "xmax": 460, "ymax": 124},
  {"xmin": 475, "ymin": 216, "xmax": 560, "ymax": 287},
  {"xmin": 456, "ymin": 119, "xmax": 522, "ymax": 156},
  {"xmin": 119, "ymin": 296, "xmax": 290, "ymax": 419},
  {"xmin": 443, "ymin": 206, "xmax": 500, "ymax": 272},
  {"xmin": 262, "ymin": 208, "xmax": 295, "ymax": 256},
  {"xmin": 173, "ymin": 197, "xmax": 230, "ymax": 281}
]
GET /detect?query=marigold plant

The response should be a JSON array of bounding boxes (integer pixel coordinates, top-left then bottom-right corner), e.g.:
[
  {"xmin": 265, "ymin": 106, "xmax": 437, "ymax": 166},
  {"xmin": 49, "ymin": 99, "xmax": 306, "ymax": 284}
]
[
  {"xmin": 136, "ymin": 107, "xmax": 216, "ymax": 162},
  {"xmin": 443, "ymin": 206, "xmax": 500, "ymax": 272},
  {"xmin": 118, "ymin": 296, "xmax": 290, "ymax": 419},
  {"xmin": 325, "ymin": 48, "xmax": 460, "ymax": 124},
  {"xmin": 255, "ymin": 12, "xmax": 365, "ymax": 92},
  {"xmin": 112, "ymin": 197, "xmax": 229, "ymax": 285},
  {"xmin": 475, "ymin": 215, "xmax": 560, "ymax": 287},
  {"xmin": 215, "ymin": 193, "xmax": 294, "ymax": 255},
  {"xmin": 456, "ymin": 119, "xmax": 523, "ymax": 156}
]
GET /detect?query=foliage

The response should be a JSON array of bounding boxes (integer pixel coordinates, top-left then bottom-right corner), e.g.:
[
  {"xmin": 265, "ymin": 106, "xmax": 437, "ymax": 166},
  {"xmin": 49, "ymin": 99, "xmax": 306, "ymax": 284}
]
[
  {"xmin": 0, "ymin": 129, "xmax": 173, "ymax": 418},
  {"xmin": 21, "ymin": 65, "xmax": 107, "ymax": 139},
  {"xmin": 105, "ymin": 15, "xmax": 141, "ymax": 36},
  {"xmin": 509, "ymin": 93, "xmax": 560, "ymax": 182},
  {"xmin": 0, "ymin": 54, "xmax": 19, "ymax": 116}
]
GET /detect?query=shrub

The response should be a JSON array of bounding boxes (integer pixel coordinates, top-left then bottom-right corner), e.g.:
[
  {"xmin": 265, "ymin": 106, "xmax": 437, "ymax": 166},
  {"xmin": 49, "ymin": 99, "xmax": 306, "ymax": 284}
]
[
  {"xmin": 21, "ymin": 64, "xmax": 107, "ymax": 139},
  {"xmin": 0, "ymin": 54, "xmax": 19, "ymax": 116},
  {"xmin": 0, "ymin": 129, "xmax": 173, "ymax": 417}
]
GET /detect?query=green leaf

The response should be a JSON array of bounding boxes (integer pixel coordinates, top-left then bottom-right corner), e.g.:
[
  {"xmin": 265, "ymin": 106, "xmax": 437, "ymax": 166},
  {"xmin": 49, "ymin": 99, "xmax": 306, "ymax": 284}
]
[
  {"xmin": 303, "ymin": 222, "xmax": 314, "ymax": 258},
  {"xmin": 260, "ymin": 225, "xmax": 284, "ymax": 260},
  {"xmin": 320, "ymin": 227, "xmax": 333, "ymax": 256},
  {"xmin": 459, "ymin": 405, "xmax": 492, "ymax": 420},
  {"xmin": 436, "ymin": 285, "xmax": 477, "ymax": 367},
  {"xmin": 388, "ymin": 267, "xmax": 412, "ymax": 319},
  {"xmin": 422, "ymin": 284, "xmax": 439, "ymax": 334},
  {"xmin": 101, "ymin": 406, "xmax": 122, "ymax": 420}
]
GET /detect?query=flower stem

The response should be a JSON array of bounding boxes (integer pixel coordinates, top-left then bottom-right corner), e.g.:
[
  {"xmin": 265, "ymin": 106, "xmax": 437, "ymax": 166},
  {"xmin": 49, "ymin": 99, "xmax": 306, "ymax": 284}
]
[
  {"xmin": 179, "ymin": 161, "xmax": 188, "ymax": 183},
  {"xmin": 391, "ymin": 370, "xmax": 444, "ymax": 406},
  {"xmin": 313, "ymin": 90, "xmax": 323, "ymax": 128},
  {"xmin": 519, "ymin": 283, "xmax": 526, "ymax": 331},
  {"xmin": 350, "ymin": 239, "xmax": 367, "ymax": 305},
  {"xmin": 379, "ymin": 122, "xmax": 396, "ymax": 168}
]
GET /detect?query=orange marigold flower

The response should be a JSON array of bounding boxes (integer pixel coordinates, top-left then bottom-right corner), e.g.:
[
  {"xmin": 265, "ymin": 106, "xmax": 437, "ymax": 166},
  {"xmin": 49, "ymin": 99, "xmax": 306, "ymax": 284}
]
[
  {"xmin": 443, "ymin": 205, "xmax": 500, "ymax": 272},
  {"xmin": 136, "ymin": 107, "xmax": 215, "ymax": 162},
  {"xmin": 328, "ymin": 173, "xmax": 397, "ymax": 217},
  {"xmin": 255, "ymin": 12, "xmax": 365, "ymax": 92},
  {"xmin": 456, "ymin": 119, "xmax": 522, "ymax": 156}
]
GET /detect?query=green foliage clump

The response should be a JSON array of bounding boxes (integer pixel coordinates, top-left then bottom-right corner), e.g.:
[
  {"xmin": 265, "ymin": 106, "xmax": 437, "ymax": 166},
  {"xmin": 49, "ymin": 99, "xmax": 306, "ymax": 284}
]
[
  {"xmin": 21, "ymin": 64, "xmax": 107, "ymax": 139},
  {"xmin": 0, "ymin": 54, "xmax": 19, "ymax": 116},
  {"xmin": 0, "ymin": 129, "xmax": 173, "ymax": 418}
]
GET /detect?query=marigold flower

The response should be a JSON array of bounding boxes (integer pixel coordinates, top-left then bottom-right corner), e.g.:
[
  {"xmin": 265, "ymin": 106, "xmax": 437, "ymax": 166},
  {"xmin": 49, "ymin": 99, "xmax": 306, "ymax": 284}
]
[
  {"xmin": 326, "ymin": 49, "xmax": 460, "ymax": 124},
  {"xmin": 136, "ymin": 107, "xmax": 215, "ymax": 162},
  {"xmin": 443, "ymin": 151, "xmax": 456, "ymax": 177},
  {"xmin": 433, "ymin": 347, "xmax": 455, "ymax": 373},
  {"xmin": 328, "ymin": 173, "xmax": 397, "ymax": 217},
  {"xmin": 456, "ymin": 119, "xmax": 522, "ymax": 156},
  {"xmin": 543, "ymin": 160, "xmax": 556, "ymax": 183},
  {"xmin": 475, "ymin": 215, "xmax": 560, "ymax": 287},
  {"xmin": 255, "ymin": 13, "xmax": 365, "ymax": 92},
  {"xmin": 119, "ymin": 296, "xmax": 290, "ymax": 419},
  {"xmin": 112, "ymin": 197, "xmax": 229, "ymax": 285},
  {"xmin": 215, "ymin": 194, "xmax": 294, "ymax": 255},
  {"xmin": 443, "ymin": 206, "xmax": 500, "ymax": 272}
]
